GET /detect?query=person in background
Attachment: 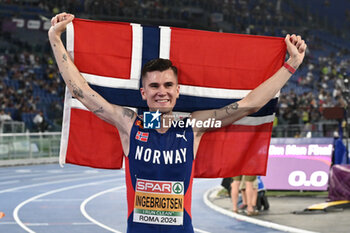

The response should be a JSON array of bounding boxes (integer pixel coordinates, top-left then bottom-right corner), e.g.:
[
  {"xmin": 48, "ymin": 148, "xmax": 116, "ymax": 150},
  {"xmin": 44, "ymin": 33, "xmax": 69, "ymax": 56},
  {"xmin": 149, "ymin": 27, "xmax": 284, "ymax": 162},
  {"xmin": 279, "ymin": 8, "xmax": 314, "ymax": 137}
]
[
  {"xmin": 231, "ymin": 175, "xmax": 259, "ymax": 216},
  {"xmin": 33, "ymin": 111, "xmax": 48, "ymax": 132},
  {"xmin": 256, "ymin": 176, "xmax": 269, "ymax": 211},
  {"xmin": 0, "ymin": 109, "xmax": 12, "ymax": 122}
]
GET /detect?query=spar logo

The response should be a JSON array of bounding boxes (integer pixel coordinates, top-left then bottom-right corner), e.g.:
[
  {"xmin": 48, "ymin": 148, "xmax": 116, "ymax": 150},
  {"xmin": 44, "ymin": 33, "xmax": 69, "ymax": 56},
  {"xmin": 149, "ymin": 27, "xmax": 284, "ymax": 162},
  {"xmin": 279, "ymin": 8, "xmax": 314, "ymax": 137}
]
[
  {"xmin": 136, "ymin": 179, "xmax": 172, "ymax": 194},
  {"xmin": 173, "ymin": 182, "xmax": 183, "ymax": 194}
]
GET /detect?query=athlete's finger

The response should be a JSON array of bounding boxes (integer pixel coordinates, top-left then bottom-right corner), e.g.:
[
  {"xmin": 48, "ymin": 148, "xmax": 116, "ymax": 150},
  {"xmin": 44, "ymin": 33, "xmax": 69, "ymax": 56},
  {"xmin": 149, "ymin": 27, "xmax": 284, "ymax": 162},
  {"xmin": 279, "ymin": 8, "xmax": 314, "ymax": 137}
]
[
  {"xmin": 57, "ymin": 12, "xmax": 67, "ymax": 22},
  {"xmin": 290, "ymin": 34, "xmax": 297, "ymax": 45},
  {"xmin": 298, "ymin": 42, "xmax": 307, "ymax": 53},
  {"xmin": 51, "ymin": 15, "xmax": 57, "ymax": 26},
  {"xmin": 296, "ymin": 38, "xmax": 304, "ymax": 49},
  {"xmin": 285, "ymin": 34, "xmax": 291, "ymax": 46}
]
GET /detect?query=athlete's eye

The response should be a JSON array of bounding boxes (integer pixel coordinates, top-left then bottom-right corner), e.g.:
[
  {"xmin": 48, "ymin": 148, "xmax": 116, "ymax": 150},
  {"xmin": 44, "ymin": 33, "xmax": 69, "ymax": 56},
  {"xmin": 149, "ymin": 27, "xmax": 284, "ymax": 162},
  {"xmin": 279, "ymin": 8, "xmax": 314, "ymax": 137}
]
[
  {"xmin": 164, "ymin": 82, "xmax": 174, "ymax": 88},
  {"xmin": 149, "ymin": 83, "xmax": 159, "ymax": 88}
]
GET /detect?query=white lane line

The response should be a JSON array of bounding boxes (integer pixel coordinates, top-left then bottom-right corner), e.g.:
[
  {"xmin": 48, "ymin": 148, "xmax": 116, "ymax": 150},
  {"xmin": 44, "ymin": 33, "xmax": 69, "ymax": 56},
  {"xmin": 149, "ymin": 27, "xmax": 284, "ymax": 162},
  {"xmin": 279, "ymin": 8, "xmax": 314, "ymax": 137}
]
[
  {"xmin": 25, "ymin": 223, "xmax": 49, "ymax": 226},
  {"xmin": 0, "ymin": 171, "xmax": 82, "ymax": 180},
  {"xmin": 32, "ymin": 198, "xmax": 84, "ymax": 202},
  {"xmin": 0, "ymin": 221, "xmax": 18, "ymax": 225},
  {"xmin": 0, "ymin": 222, "xmax": 96, "ymax": 226},
  {"xmin": 13, "ymin": 178, "xmax": 123, "ymax": 233},
  {"xmin": 0, "ymin": 174, "xmax": 121, "ymax": 194},
  {"xmin": 46, "ymin": 170, "xmax": 65, "ymax": 174},
  {"xmin": 31, "ymin": 173, "xmax": 106, "ymax": 181},
  {"xmin": 0, "ymin": 174, "xmax": 42, "ymax": 180},
  {"xmin": 83, "ymin": 170, "xmax": 101, "ymax": 174},
  {"xmin": 194, "ymin": 228, "xmax": 211, "ymax": 233},
  {"xmin": 80, "ymin": 186, "xmax": 125, "ymax": 233},
  {"xmin": 72, "ymin": 222, "xmax": 95, "ymax": 225},
  {"xmin": 203, "ymin": 186, "xmax": 318, "ymax": 233},
  {"xmin": 15, "ymin": 169, "xmax": 32, "ymax": 173},
  {"xmin": 27, "ymin": 222, "xmax": 95, "ymax": 226},
  {"xmin": 0, "ymin": 180, "xmax": 20, "ymax": 185}
]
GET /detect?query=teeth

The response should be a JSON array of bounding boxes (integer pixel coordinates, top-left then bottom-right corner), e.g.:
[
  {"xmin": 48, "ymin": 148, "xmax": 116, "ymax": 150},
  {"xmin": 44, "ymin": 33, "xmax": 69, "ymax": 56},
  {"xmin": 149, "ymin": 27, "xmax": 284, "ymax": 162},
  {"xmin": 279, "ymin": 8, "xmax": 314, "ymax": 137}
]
[{"xmin": 156, "ymin": 100, "xmax": 169, "ymax": 103}]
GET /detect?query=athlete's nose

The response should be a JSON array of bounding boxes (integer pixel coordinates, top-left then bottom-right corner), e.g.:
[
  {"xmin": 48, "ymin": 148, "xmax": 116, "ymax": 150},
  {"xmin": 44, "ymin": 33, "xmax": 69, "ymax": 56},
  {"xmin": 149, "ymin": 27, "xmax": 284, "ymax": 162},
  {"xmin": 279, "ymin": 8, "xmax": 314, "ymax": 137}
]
[{"xmin": 157, "ymin": 85, "xmax": 167, "ymax": 96}]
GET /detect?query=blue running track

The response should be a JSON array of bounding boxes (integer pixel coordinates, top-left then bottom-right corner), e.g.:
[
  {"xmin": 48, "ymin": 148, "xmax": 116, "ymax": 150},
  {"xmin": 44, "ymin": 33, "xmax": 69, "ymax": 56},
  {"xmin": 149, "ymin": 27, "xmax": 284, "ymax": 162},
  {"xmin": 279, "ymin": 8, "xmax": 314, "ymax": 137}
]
[{"xmin": 0, "ymin": 164, "xmax": 282, "ymax": 233}]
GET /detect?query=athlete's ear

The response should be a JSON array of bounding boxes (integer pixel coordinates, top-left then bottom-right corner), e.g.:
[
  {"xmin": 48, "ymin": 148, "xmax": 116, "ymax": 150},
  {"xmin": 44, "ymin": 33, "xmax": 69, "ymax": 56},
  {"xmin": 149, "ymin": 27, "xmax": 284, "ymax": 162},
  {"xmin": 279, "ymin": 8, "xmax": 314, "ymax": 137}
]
[
  {"xmin": 140, "ymin": 87, "xmax": 147, "ymax": 100},
  {"xmin": 176, "ymin": 84, "xmax": 180, "ymax": 99}
]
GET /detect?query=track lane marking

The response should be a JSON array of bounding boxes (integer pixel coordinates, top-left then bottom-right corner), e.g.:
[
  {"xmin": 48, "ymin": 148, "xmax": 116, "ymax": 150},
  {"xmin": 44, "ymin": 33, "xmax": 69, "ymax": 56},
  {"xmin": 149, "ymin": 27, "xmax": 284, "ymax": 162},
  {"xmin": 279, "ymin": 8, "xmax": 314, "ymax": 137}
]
[
  {"xmin": 31, "ymin": 173, "xmax": 109, "ymax": 181},
  {"xmin": 194, "ymin": 228, "xmax": 211, "ymax": 233},
  {"xmin": 0, "ymin": 170, "xmax": 90, "ymax": 179},
  {"xmin": 0, "ymin": 221, "xmax": 17, "ymax": 225},
  {"xmin": 0, "ymin": 180, "xmax": 20, "ymax": 185},
  {"xmin": 80, "ymin": 186, "xmax": 125, "ymax": 233},
  {"xmin": 0, "ymin": 174, "xmax": 45, "ymax": 180},
  {"xmin": 0, "ymin": 174, "xmax": 122, "ymax": 194},
  {"xmin": 13, "ymin": 178, "xmax": 123, "ymax": 233},
  {"xmin": 32, "ymin": 198, "xmax": 85, "ymax": 202}
]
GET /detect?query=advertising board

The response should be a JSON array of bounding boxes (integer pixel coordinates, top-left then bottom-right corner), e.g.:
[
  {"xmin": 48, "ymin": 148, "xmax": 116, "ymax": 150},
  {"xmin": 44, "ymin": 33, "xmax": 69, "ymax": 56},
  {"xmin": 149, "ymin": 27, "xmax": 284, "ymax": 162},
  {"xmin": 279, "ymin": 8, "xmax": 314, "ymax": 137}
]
[{"xmin": 261, "ymin": 138, "xmax": 333, "ymax": 190}]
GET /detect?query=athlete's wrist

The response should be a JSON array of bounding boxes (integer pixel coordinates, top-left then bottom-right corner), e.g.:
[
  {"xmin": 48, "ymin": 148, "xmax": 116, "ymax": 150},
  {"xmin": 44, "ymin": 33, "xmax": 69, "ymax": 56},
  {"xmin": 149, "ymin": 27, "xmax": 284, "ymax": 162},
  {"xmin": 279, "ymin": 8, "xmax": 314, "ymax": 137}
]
[{"xmin": 286, "ymin": 57, "xmax": 300, "ymax": 70}]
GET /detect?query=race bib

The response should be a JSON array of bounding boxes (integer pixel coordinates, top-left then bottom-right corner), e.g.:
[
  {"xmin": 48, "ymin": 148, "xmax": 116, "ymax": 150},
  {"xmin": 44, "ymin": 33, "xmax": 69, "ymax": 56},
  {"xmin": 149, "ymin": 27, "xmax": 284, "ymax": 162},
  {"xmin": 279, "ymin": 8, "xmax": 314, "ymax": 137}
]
[{"xmin": 133, "ymin": 178, "xmax": 184, "ymax": 225}]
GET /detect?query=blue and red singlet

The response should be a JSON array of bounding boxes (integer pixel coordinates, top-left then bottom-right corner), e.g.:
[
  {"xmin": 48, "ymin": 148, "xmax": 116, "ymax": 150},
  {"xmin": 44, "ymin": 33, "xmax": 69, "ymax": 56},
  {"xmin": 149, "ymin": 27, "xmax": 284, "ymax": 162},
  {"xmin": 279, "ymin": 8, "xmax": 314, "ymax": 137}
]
[{"xmin": 124, "ymin": 117, "xmax": 195, "ymax": 233}]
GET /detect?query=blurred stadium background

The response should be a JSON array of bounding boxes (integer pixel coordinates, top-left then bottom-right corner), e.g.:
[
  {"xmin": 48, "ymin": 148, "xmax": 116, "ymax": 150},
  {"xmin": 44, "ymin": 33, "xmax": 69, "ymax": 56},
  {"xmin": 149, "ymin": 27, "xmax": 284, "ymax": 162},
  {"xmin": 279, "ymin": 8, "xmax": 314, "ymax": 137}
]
[{"xmin": 0, "ymin": 0, "xmax": 349, "ymax": 164}]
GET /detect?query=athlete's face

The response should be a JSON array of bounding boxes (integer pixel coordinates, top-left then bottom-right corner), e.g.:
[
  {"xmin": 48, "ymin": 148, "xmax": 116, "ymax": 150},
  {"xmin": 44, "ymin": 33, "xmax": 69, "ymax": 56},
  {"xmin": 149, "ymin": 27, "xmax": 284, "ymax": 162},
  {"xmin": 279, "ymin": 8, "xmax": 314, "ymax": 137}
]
[{"xmin": 140, "ymin": 68, "xmax": 180, "ymax": 113}]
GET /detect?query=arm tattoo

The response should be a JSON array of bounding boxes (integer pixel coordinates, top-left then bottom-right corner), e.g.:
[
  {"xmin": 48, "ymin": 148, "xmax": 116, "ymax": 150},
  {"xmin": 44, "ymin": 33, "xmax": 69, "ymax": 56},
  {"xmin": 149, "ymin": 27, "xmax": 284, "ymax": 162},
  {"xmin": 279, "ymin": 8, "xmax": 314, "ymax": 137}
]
[
  {"xmin": 62, "ymin": 53, "xmax": 67, "ymax": 62},
  {"xmin": 93, "ymin": 106, "xmax": 104, "ymax": 114},
  {"xmin": 69, "ymin": 80, "xmax": 84, "ymax": 99},
  {"xmin": 123, "ymin": 108, "xmax": 135, "ymax": 119},
  {"xmin": 224, "ymin": 102, "xmax": 239, "ymax": 115},
  {"xmin": 73, "ymin": 88, "xmax": 84, "ymax": 99}
]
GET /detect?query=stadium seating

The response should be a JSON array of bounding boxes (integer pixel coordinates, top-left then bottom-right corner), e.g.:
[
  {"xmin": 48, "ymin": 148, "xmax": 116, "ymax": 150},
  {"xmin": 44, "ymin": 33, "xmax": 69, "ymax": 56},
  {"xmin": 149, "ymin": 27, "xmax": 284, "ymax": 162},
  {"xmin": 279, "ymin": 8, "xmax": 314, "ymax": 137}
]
[{"xmin": 0, "ymin": 0, "xmax": 348, "ymax": 134}]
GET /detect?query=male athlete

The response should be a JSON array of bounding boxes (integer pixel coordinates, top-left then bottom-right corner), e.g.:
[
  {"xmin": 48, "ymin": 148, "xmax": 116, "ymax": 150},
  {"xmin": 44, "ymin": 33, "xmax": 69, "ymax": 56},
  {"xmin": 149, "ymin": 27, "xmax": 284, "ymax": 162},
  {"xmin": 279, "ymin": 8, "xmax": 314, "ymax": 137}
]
[{"xmin": 49, "ymin": 13, "xmax": 306, "ymax": 233}]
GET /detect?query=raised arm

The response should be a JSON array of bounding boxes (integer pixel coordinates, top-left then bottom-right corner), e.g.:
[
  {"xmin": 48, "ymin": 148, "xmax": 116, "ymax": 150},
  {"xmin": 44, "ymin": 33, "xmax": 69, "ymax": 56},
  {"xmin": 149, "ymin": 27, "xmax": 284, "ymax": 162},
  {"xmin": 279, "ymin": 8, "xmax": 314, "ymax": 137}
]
[
  {"xmin": 48, "ymin": 13, "xmax": 136, "ymax": 154},
  {"xmin": 191, "ymin": 34, "xmax": 307, "ymax": 135}
]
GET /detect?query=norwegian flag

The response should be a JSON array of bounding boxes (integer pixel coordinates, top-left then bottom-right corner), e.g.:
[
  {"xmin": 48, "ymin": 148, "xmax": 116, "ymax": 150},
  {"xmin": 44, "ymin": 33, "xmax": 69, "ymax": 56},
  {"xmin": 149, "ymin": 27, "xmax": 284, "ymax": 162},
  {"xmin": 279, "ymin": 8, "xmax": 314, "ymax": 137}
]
[
  {"xmin": 135, "ymin": 131, "xmax": 149, "ymax": 142},
  {"xmin": 59, "ymin": 18, "xmax": 286, "ymax": 177}
]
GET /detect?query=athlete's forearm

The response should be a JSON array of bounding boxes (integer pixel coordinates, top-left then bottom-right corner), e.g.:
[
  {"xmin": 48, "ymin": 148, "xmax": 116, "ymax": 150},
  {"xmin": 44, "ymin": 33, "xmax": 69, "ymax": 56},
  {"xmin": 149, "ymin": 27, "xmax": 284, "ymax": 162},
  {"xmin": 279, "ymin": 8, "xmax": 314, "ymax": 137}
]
[
  {"xmin": 192, "ymin": 58, "xmax": 300, "ymax": 131},
  {"xmin": 48, "ymin": 32, "xmax": 89, "ymax": 99},
  {"xmin": 240, "ymin": 58, "xmax": 299, "ymax": 112},
  {"xmin": 48, "ymin": 31, "xmax": 118, "ymax": 124}
]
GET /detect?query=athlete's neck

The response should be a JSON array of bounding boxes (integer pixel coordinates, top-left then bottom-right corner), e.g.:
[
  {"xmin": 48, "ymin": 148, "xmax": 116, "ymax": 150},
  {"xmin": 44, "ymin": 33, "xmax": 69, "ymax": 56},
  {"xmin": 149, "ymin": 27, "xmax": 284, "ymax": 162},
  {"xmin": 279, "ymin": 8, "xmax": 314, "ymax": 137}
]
[{"xmin": 156, "ymin": 112, "xmax": 174, "ymax": 134}]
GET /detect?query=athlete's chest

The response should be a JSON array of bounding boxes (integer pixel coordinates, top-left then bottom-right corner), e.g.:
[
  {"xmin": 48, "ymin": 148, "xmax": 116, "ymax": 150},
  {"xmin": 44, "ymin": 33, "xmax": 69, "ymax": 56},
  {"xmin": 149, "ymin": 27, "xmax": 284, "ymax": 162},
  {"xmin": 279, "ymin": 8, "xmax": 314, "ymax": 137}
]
[
  {"xmin": 129, "ymin": 129, "xmax": 193, "ymax": 178},
  {"xmin": 131, "ymin": 128, "xmax": 193, "ymax": 163}
]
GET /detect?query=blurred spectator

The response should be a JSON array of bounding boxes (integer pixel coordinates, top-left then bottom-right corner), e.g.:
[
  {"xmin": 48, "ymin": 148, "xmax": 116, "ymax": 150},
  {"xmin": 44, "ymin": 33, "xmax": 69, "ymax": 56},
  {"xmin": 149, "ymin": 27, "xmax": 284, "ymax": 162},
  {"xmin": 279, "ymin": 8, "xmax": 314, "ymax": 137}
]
[
  {"xmin": 0, "ymin": 0, "xmax": 349, "ymax": 134},
  {"xmin": 33, "ymin": 111, "xmax": 48, "ymax": 132},
  {"xmin": 231, "ymin": 175, "xmax": 259, "ymax": 216},
  {"xmin": 0, "ymin": 109, "xmax": 12, "ymax": 122},
  {"xmin": 0, "ymin": 49, "xmax": 64, "ymax": 131}
]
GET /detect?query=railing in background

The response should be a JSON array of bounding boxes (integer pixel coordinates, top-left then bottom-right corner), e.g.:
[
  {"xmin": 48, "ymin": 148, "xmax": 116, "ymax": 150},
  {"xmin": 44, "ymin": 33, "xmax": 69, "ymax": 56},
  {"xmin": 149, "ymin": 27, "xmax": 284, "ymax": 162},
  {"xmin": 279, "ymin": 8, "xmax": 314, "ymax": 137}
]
[
  {"xmin": 0, "ymin": 121, "xmax": 25, "ymax": 134},
  {"xmin": 272, "ymin": 121, "xmax": 340, "ymax": 138},
  {"xmin": 0, "ymin": 132, "xmax": 61, "ymax": 160}
]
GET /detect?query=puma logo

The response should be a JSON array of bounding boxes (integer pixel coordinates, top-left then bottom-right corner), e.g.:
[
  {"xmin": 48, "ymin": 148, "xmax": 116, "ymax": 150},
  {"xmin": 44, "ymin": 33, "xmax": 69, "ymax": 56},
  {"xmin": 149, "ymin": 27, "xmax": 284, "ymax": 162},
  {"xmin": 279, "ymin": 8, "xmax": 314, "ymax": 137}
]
[{"xmin": 176, "ymin": 131, "xmax": 187, "ymax": 142}]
